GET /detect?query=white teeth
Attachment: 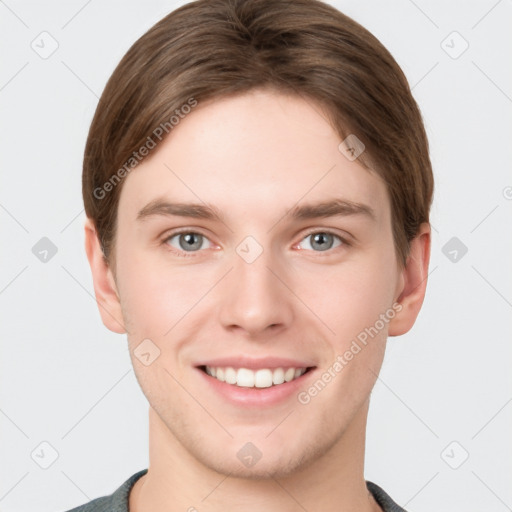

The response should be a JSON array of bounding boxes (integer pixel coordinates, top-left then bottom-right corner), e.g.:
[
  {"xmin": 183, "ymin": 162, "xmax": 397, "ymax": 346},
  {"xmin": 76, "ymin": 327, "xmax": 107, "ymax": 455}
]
[
  {"xmin": 254, "ymin": 369, "xmax": 273, "ymax": 388},
  {"xmin": 236, "ymin": 368, "xmax": 254, "ymax": 387},
  {"xmin": 225, "ymin": 367, "xmax": 237, "ymax": 385},
  {"xmin": 204, "ymin": 366, "xmax": 307, "ymax": 388},
  {"xmin": 272, "ymin": 367, "xmax": 285, "ymax": 385},
  {"xmin": 284, "ymin": 368, "xmax": 295, "ymax": 382}
]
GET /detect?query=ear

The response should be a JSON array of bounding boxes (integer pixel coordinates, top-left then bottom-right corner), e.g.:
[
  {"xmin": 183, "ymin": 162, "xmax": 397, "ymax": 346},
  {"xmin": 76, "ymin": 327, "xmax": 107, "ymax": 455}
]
[
  {"xmin": 84, "ymin": 217, "xmax": 126, "ymax": 334},
  {"xmin": 388, "ymin": 222, "xmax": 431, "ymax": 336}
]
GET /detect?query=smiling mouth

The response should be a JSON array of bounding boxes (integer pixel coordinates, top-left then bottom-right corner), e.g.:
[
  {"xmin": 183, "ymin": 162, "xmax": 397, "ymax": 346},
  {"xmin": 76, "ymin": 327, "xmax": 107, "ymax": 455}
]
[{"xmin": 198, "ymin": 365, "xmax": 315, "ymax": 388}]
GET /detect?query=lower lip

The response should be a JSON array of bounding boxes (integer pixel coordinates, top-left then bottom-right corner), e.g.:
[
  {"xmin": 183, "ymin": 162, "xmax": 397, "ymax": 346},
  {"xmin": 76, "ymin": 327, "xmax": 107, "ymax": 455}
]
[{"xmin": 195, "ymin": 367, "xmax": 315, "ymax": 407}]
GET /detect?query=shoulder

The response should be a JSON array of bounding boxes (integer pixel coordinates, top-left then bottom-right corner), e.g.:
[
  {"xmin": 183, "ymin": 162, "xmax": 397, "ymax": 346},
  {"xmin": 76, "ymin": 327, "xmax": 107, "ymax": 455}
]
[
  {"xmin": 61, "ymin": 469, "xmax": 148, "ymax": 512},
  {"xmin": 366, "ymin": 481, "xmax": 408, "ymax": 512}
]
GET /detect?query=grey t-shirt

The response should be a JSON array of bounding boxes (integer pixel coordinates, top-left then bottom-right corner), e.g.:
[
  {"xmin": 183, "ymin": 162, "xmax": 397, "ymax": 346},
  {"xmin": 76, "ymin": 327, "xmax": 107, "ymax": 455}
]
[{"xmin": 63, "ymin": 469, "xmax": 407, "ymax": 512}]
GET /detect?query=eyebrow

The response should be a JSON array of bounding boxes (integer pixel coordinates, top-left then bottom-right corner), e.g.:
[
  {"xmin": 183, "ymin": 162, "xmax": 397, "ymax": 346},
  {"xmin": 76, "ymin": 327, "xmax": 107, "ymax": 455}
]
[
  {"xmin": 290, "ymin": 198, "xmax": 375, "ymax": 221},
  {"xmin": 136, "ymin": 200, "xmax": 225, "ymax": 222},
  {"xmin": 136, "ymin": 197, "xmax": 376, "ymax": 223}
]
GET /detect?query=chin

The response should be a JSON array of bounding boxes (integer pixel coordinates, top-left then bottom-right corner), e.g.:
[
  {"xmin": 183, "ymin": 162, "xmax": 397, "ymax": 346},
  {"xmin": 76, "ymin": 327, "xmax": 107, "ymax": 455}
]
[
  {"xmin": 202, "ymin": 452, "xmax": 307, "ymax": 480},
  {"xmin": 190, "ymin": 432, "xmax": 337, "ymax": 481}
]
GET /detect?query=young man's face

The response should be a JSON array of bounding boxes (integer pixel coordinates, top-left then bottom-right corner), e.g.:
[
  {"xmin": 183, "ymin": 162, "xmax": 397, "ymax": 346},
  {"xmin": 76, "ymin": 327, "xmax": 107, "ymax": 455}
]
[{"xmin": 86, "ymin": 89, "xmax": 429, "ymax": 479}]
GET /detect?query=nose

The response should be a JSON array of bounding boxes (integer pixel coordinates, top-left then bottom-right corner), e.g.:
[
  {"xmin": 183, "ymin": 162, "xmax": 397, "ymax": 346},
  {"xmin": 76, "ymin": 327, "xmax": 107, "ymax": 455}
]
[{"xmin": 217, "ymin": 244, "xmax": 294, "ymax": 339}]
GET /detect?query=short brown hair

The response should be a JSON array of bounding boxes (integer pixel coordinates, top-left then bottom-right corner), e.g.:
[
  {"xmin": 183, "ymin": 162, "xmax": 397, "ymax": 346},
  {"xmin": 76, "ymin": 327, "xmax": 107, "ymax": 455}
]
[{"xmin": 83, "ymin": 0, "xmax": 433, "ymax": 269}]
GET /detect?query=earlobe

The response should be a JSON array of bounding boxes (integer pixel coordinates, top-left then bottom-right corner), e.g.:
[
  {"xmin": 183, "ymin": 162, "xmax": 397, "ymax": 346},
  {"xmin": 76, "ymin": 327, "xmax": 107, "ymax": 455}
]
[
  {"xmin": 84, "ymin": 218, "xmax": 126, "ymax": 334},
  {"xmin": 388, "ymin": 223, "xmax": 431, "ymax": 336}
]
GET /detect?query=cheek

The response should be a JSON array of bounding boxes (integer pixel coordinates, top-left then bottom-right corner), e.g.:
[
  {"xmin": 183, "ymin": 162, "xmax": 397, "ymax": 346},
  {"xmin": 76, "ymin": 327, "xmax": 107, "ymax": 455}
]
[
  {"xmin": 118, "ymin": 259, "xmax": 203, "ymax": 402},
  {"xmin": 118, "ymin": 255, "xmax": 214, "ymax": 335},
  {"xmin": 304, "ymin": 267, "xmax": 393, "ymax": 413},
  {"xmin": 304, "ymin": 256, "xmax": 398, "ymax": 342}
]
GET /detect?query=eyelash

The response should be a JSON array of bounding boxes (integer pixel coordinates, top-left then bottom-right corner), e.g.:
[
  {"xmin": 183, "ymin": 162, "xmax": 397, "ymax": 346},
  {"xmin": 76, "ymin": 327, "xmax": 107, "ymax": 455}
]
[
  {"xmin": 161, "ymin": 228, "xmax": 350, "ymax": 258},
  {"xmin": 161, "ymin": 229, "xmax": 212, "ymax": 258}
]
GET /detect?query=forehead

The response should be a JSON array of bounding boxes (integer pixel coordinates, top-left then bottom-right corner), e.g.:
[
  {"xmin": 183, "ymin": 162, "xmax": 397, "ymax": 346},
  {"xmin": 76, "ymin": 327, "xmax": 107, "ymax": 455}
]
[{"xmin": 117, "ymin": 89, "xmax": 390, "ymax": 225}]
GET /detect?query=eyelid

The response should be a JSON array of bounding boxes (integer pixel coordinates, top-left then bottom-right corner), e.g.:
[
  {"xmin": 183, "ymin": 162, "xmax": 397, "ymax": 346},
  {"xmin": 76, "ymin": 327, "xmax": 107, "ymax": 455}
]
[
  {"xmin": 162, "ymin": 227, "xmax": 211, "ymax": 240},
  {"xmin": 295, "ymin": 228, "xmax": 351, "ymax": 251},
  {"xmin": 161, "ymin": 228, "xmax": 217, "ymax": 257}
]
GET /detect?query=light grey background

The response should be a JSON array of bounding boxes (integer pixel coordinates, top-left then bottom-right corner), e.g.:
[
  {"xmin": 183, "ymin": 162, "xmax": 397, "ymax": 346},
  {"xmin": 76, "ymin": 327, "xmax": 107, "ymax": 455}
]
[{"xmin": 1, "ymin": 1, "xmax": 511, "ymax": 511}]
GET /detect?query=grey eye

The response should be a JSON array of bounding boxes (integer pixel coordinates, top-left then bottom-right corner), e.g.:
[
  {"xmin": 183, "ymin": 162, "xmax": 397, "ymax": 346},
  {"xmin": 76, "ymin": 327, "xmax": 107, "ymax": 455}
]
[
  {"xmin": 167, "ymin": 232, "xmax": 210, "ymax": 252},
  {"xmin": 301, "ymin": 232, "xmax": 342, "ymax": 252}
]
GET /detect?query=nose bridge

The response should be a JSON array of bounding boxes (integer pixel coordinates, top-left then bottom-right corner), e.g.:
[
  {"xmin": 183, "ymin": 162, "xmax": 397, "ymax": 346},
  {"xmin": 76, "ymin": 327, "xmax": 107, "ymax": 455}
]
[{"xmin": 217, "ymin": 235, "xmax": 293, "ymax": 335}]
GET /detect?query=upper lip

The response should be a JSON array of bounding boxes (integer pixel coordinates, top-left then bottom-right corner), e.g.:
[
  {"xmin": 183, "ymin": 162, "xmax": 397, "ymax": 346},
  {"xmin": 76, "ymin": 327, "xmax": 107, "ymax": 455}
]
[{"xmin": 195, "ymin": 356, "xmax": 316, "ymax": 370}]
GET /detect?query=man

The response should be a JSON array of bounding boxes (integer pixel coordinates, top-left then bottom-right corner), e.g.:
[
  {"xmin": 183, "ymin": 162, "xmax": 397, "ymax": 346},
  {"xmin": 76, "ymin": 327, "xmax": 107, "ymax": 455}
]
[{"xmin": 70, "ymin": 0, "xmax": 433, "ymax": 510}]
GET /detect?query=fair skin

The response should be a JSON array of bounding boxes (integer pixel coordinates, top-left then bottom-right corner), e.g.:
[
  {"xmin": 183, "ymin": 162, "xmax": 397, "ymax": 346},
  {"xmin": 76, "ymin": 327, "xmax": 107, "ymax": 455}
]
[{"xmin": 85, "ymin": 89, "xmax": 430, "ymax": 512}]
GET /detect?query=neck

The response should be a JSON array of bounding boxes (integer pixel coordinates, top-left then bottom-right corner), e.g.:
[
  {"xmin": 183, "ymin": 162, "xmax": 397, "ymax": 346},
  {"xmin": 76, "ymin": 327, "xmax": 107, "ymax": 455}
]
[{"xmin": 129, "ymin": 402, "xmax": 381, "ymax": 512}]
